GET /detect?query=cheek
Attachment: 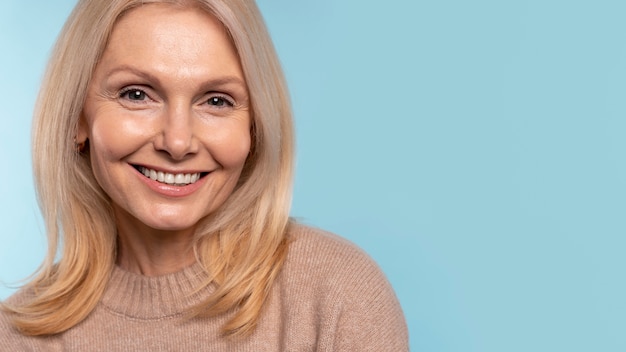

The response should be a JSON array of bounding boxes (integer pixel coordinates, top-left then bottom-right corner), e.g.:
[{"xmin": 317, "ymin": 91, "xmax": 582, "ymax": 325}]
[
  {"xmin": 224, "ymin": 129, "xmax": 251, "ymax": 169},
  {"xmin": 90, "ymin": 116, "xmax": 154, "ymax": 160},
  {"xmin": 206, "ymin": 121, "xmax": 251, "ymax": 170},
  {"xmin": 86, "ymin": 115, "xmax": 154, "ymax": 191}
]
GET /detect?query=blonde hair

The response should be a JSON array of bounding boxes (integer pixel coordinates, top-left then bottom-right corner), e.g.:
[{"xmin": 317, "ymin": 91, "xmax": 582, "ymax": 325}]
[{"xmin": 2, "ymin": 0, "xmax": 294, "ymax": 337}]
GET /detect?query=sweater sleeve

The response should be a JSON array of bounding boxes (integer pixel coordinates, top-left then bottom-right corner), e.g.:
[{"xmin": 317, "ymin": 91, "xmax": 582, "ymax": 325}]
[
  {"xmin": 286, "ymin": 225, "xmax": 409, "ymax": 351},
  {"xmin": 0, "ymin": 293, "xmax": 26, "ymax": 349},
  {"xmin": 329, "ymin": 246, "xmax": 409, "ymax": 351},
  {"xmin": 0, "ymin": 292, "xmax": 60, "ymax": 351}
]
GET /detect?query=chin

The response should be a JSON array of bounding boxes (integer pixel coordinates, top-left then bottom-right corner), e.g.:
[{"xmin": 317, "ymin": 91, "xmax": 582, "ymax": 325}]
[
  {"xmin": 147, "ymin": 219, "xmax": 200, "ymax": 233},
  {"xmin": 133, "ymin": 211, "xmax": 206, "ymax": 234}
]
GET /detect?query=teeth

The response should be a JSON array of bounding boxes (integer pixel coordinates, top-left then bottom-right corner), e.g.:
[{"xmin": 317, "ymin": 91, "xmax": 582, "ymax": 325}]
[{"xmin": 139, "ymin": 166, "xmax": 201, "ymax": 186}]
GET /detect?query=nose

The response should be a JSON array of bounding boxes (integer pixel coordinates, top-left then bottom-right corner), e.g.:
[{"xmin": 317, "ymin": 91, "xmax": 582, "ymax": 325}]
[{"xmin": 154, "ymin": 105, "xmax": 198, "ymax": 160}]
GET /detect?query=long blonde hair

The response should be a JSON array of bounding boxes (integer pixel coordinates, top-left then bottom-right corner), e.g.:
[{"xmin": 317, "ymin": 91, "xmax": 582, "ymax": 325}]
[{"xmin": 3, "ymin": 0, "xmax": 294, "ymax": 337}]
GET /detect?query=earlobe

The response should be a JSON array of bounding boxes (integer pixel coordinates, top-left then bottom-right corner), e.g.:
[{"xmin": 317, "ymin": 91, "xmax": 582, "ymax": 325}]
[{"xmin": 75, "ymin": 114, "xmax": 89, "ymax": 153}]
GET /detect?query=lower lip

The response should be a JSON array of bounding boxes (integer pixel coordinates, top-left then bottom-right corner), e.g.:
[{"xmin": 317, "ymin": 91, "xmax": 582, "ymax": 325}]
[{"xmin": 134, "ymin": 167, "xmax": 207, "ymax": 198}]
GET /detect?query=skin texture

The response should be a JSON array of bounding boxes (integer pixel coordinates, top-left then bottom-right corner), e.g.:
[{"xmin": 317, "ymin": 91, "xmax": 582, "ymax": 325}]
[{"xmin": 78, "ymin": 4, "xmax": 251, "ymax": 276}]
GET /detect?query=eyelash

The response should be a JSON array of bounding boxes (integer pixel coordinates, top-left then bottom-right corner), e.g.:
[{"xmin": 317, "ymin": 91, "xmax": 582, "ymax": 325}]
[
  {"xmin": 206, "ymin": 95, "xmax": 235, "ymax": 108},
  {"xmin": 119, "ymin": 87, "xmax": 149, "ymax": 102},
  {"xmin": 118, "ymin": 88, "xmax": 234, "ymax": 108}
]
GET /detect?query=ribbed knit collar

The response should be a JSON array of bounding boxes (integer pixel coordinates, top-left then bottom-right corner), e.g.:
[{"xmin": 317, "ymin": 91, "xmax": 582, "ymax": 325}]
[{"xmin": 101, "ymin": 263, "xmax": 214, "ymax": 320}]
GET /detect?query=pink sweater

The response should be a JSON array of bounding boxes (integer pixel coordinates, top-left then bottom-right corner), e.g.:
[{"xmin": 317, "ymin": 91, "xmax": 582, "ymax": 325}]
[{"xmin": 1, "ymin": 225, "xmax": 409, "ymax": 351}]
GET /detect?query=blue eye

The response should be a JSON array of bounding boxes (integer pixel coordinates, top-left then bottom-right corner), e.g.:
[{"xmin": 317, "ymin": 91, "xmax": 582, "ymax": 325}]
[{"xmin": 121, "ymin": 89, "xmax": 147, "ymax": 101}]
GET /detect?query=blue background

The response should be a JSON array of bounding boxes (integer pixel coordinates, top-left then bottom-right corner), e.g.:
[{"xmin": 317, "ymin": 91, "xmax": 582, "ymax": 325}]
[{"xmin": 2, "ymin": 1, "xmax": 626, "ymax": 350}]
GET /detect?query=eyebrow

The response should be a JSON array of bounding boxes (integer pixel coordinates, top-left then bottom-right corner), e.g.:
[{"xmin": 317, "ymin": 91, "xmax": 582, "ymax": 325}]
[{"xmin": 103, "ymin": 64, "xmax": 247, "ymax": 90}]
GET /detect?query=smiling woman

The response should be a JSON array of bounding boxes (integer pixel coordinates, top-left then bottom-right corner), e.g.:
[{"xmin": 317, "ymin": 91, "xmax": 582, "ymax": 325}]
[
  {"xmin": 0, "ymin": 0, "xmax": 408, "ymax": 350},
  {"xmin": 79, "ymin": 6, "xmax": 253, "ymax": 259}
]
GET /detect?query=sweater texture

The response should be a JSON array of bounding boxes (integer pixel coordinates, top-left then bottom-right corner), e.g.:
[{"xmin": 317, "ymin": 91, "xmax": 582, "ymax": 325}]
[{"xmin": 0, "ymin": 225, "xmax": 409, "ymax": 351}]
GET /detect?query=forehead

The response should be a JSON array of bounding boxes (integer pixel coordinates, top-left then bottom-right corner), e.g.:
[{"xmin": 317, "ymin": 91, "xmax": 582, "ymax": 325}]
[
  {"xmin": 109, "ymin": 4, "xmax": 229, "ymax": 54},
  {"xmin": 97, "ymin": 3, "xmax": 244, "ymax": 83}
]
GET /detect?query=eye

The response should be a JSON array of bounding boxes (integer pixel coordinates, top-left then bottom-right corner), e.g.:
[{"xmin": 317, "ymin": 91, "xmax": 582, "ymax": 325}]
[
  {"xmin": 206, "ymin": 96, "xmax": 234, "ymax": 107},
  {"xmin": 120, "ymin": 88, "xmax": 148, "ymax": 101}
]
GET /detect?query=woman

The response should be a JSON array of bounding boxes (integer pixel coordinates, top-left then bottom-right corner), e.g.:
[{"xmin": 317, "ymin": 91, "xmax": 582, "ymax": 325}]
[{"xmin": 0, "ymin": 0, "xmax": 408, "ymax": 350}]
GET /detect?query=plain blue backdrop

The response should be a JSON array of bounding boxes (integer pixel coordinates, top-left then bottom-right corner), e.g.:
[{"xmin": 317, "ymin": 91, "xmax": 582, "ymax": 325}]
[{"xmin": 3, "ymin": 1, "xmax": 626, "ymax": 351}]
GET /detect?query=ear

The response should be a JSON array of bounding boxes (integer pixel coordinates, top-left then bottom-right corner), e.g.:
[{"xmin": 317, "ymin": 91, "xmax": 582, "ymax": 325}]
[{"xmin": 76, "ymin": 113, "xmax": 89, "ymax": 144}]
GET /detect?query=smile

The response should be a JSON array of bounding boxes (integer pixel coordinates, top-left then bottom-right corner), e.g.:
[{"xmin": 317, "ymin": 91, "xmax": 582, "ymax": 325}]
[{"xmin": 136, "ymin": 166, "xmax": 203, "ymax": 186}]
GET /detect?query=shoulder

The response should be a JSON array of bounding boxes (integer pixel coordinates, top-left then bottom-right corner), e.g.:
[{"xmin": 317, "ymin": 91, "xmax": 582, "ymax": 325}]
[
  {"xmin": 284, "ymin": 222, "xmax": 400, "ymax": 303},
  {"xmin": 282, "ymin": 223, "xmax": 409, "ymax": 351},
  {"xmin": 284, "ymin": 223, "xmax": 385, "ymax": 292},
  {"xmin": 0, "ymin": 290, "xmax": 40, "ymax": 350},
  {"xmin": 285, "ymin": 223, "xmax": 375, "ymax": 271}
]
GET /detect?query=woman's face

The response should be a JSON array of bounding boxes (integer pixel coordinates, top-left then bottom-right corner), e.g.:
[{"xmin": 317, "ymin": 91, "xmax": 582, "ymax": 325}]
[{"xmin": 79, "ymin": 4, "xmax": 251, "ymax": 236}]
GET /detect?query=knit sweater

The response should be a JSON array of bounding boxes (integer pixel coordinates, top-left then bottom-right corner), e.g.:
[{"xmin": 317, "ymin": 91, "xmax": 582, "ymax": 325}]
[{"xmin": 0, "ymin": 225, "xmax": 409, "ymax": 351}]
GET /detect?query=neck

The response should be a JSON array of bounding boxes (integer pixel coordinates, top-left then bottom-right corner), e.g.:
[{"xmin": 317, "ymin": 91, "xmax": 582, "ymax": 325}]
[{"xmin": 115, "ymin": 220, "xmax": 197, "ymax": 277}]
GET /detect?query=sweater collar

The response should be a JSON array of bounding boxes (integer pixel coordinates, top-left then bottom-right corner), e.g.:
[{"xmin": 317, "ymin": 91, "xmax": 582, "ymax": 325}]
[{"xmin": 100, "ymin": 262, "xmax": 214, "ymax": 320}]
